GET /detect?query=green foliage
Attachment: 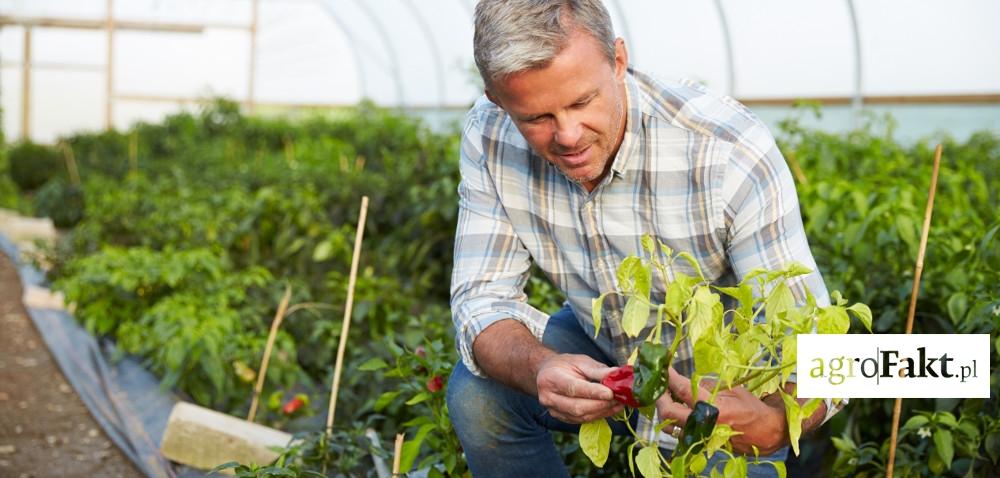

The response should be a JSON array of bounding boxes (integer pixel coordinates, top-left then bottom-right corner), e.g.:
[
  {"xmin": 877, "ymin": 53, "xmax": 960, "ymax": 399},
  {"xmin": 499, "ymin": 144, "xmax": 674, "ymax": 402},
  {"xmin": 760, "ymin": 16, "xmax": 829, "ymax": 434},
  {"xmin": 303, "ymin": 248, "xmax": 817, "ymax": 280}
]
[
  {"xmin": 54, "ymin": 246, "xmax": 302, "ymax": 410},
  {"xmin": 23, "ymin": 100, "xmax": 999, "ymax": 476},
  {"xmin": 583, "ymin": 237, "xmax": 868, "ymax": 476},
  {"xmin": 8, "ymin": 141, "xmax": 63, "ymax": 191},
  {"xmin": 34, "ymin": 178, "xmax": 85, "ymax": 228},
  {"xmin": 211, "ymin": 428, "xmax": 384, "ymax": 478},
  {"xmin": 367, "ymin": 338, "xmax": 468, "ymax": 477},
  {"xmin": 0, "ymin": 148, "xmax": 24, "ymax": 210},
  {"xmin": 779, "ymin": 112, "xmax": 1000, "ymax": 476}
]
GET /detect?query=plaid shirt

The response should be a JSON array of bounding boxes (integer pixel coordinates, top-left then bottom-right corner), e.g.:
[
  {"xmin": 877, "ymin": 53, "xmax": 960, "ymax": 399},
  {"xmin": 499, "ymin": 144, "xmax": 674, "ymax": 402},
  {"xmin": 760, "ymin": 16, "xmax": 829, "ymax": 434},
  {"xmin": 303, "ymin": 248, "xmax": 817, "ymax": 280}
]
[{"xmin": 450, "ymin": 68, "xmax": 844, "ymax": 446}]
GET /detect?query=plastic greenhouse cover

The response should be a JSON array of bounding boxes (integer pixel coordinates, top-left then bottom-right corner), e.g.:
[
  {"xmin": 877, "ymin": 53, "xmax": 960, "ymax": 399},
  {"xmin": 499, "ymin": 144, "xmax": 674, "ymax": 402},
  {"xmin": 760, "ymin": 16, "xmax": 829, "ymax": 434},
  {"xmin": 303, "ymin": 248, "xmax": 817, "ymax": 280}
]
[{"xmin": 1, "ymin": 0, "xmax": 998, "ymax": 141}]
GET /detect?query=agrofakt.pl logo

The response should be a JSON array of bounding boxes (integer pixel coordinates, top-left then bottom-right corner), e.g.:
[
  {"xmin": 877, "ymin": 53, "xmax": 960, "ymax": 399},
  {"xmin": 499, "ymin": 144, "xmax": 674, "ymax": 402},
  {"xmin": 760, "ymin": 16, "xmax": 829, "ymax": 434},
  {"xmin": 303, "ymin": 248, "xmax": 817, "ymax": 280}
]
[{"xmin": 796, "ymin": 334, "xmax": 991, "ymax": 399}]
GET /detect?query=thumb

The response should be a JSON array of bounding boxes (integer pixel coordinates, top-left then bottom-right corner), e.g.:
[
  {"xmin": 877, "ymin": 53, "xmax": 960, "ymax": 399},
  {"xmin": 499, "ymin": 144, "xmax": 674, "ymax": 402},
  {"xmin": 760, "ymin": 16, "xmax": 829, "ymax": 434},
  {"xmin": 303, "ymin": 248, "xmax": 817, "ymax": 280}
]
[{"xmin": 575, "ymin": 356, "xmax": 616, "ymax": 382}]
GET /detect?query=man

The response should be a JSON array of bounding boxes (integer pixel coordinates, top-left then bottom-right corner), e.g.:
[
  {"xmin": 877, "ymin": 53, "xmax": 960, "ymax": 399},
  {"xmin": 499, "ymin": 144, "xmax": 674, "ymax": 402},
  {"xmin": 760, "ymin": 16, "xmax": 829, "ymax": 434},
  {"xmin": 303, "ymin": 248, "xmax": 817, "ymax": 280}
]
[{"xmin": 447, "ymin": 1, "xmax": 841, "ymax": 476}]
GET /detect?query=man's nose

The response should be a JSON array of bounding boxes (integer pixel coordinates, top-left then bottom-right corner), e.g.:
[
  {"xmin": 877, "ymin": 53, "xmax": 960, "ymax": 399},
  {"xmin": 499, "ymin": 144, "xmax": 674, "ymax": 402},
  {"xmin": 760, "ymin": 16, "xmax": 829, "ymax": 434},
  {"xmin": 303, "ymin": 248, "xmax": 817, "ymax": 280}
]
[{"xmin": 553, "ymin": 114, "xmax": 583, "ymax": 149}]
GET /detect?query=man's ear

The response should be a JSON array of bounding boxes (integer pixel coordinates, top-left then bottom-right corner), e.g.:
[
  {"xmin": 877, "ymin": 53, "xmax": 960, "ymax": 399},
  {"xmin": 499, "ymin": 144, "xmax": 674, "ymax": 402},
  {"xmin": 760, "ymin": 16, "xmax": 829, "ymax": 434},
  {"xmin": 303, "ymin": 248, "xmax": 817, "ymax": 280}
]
[
  {"xmin": 485, "ymin": 88, "xmax": 503, "ymax": 108},
  {"xmin": 614, "ymin": 37, "xmax": 629, "ymax": 83}
]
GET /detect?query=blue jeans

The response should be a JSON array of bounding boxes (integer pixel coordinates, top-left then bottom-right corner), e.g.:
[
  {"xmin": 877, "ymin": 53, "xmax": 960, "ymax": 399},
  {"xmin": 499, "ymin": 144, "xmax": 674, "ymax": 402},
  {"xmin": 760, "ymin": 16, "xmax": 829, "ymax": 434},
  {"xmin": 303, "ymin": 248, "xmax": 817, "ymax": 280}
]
[{"xmin": 447, "ymin": 306, "xmax": 789, "ymax": 477}]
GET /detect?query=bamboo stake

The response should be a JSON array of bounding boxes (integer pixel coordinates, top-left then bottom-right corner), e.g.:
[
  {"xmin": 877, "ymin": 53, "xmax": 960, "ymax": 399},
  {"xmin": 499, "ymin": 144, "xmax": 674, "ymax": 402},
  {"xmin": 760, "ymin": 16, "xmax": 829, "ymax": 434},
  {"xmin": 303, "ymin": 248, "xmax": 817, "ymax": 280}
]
[
  {"xmin": 785, "ymin": 150, "xmax": 809, "ymax": 186},
  {"xmin": 128, "ymin": 130, "xmax": 138, "ymax": 173},
  {"xmin": 325, "ymin": 196, "xmax": 370, "ymax": 434},
  {"xmin": 60, "ymin": 142, "xmax": 81, "ymax": 186},
  {"xmin": 391, "ymin": 433, "xmax": 404, "ymax": 478},
  {"xmin": 247, "ymin": 285, "xmax": 292, "ymax": 422},
  {"xmin": 886, "ymin": 144, "xmax": 942, "ymax": 478}
]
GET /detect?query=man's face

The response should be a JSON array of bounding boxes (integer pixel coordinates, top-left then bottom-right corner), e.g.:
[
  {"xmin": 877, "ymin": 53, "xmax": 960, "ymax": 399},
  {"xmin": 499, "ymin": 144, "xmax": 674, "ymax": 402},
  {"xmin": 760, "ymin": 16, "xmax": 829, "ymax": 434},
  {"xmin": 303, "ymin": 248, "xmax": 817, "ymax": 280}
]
[{"xmin": 486, "ymin": 30, "xmax": 629, "ymax": 192}]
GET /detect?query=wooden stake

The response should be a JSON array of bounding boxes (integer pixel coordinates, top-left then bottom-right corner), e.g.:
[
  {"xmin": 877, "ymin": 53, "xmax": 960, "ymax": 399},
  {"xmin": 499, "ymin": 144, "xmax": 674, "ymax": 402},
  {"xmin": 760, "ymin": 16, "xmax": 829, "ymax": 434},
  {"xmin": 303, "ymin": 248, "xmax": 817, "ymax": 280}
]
[
  {"xmin": 128, "ymin": 130, "xmax": 138, "ymax": 173},
  {"xmin": 60, "ymin": 142, "xmax": 81, "ymax": 186},
  {"xmin": 785, "ymin": 150, "xmax": 809, "ymax": 186},
  {"xmin": 247, "ymin": 285, "xmax": 292, "ymax": 423},
  {"xmin": 391, "ymin": 433, "xmax": 405, "ymax": 477},
  {"xmin": 325, "ymin": 196, "xmax": 370, "ymax": 434},
  {"xmin": 886, "ymin": 144, "xmax": 942, "ymax": 478}
]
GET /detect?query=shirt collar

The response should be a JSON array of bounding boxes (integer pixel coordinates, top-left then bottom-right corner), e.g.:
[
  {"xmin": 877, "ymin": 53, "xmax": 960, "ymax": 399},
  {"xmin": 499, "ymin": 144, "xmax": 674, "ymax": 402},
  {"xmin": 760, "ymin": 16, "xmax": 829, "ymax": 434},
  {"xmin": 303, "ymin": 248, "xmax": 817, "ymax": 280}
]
[{"xmin": 609, "ymin": 69, "xmax": 645, "ymax": 180}]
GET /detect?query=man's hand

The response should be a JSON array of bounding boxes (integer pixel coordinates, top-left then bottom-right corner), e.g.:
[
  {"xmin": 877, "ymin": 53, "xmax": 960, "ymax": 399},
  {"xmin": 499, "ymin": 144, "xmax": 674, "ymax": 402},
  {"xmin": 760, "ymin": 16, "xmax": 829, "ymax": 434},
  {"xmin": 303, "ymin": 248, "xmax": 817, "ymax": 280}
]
[
  {"xmin": 472, "ymin": 319, "xmax": 622, "ymax": 424},
  {"xmin": 536, "ymin": 354, "xmax": 624, "ymax": 424},
  {"xmin": 657, "ymin": 367, "xmax": 823, "ymax": 456}
]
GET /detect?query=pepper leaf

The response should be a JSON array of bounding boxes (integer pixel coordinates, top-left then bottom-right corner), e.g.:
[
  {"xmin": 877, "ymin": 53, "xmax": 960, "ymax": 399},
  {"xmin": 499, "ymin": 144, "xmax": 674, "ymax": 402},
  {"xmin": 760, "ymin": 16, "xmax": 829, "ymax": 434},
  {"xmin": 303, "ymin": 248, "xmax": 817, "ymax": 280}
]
[
  {"xmin": 642, "ymin": 234, "xmax": 655, "ymax": 256},
  {"xmin": 705, "ymin": 423, "xmax": 741, "ymax": 456},
  {"xmin": 847, "ymin": 303, "xmax": 873, "ymax": 333},
  {"xmin": 693, "ymin": 335, "xmax": 723, "ymax": 380},
  {"xmin": 669, "ymin": 451, "xmax": 685, "ymax": 478},
  {"xmin": 817, "ymin": 306, "xmax": 850, "ymax": 334},
  {"xmin": 676, "ymin": 251, "xmax": 704, "ymax": 280},
  {"xmin": 374, "ymin": 391, "xmax": 401, "ymax": 412},
  {"xmin": 723, "ymin": 456, "xmax": 747, "ymax": 477},
  {"xmin": 665, "ymin": 280, "xmax": 689, "ymax": 318},
  {"xmin": 687, "ymin": 286, "xmax": 719, "ymax": 345},
  {"xmin": 780, "ymin": 262, "xmax": 813, "ymax": 279},
  {"xmin": 580, "ymin": 419, "xmax": 612, "ymax": 467},
  {"xmin": 358, "ymin": 357, "xmax": 389, "ymax": 371},
  {"xmin": 623, "ymin": 296, "xmax": 649, "ymax": 338},
  {"xmin": 781, "ymin": 335, "xmax": 797, "ymax": 382},
  {"xmin": 781, "ymin": 391, "xmax": 822, "ymax": 456},
  {"xmin": 400, "ymin": 424, "xmax": 436, "ymax": 472},
  {"xmin": 933, "ymin": 429, "xmax": 954, "ymax": 469},
  {"xmin": 688, "ymin": 453, "xmax": 708, "ymax": 476},
  {"xmin": 765, "ymin": 282, "xmax": 795, "ymax": 325},
  {"xmin": 985, "ymin": 430, "xmax": 1000, "ymax": 465},
  {"xmin": 592, "ymin": 293, "xmax": 607, "ymax": 339},
  {"xmin": 617, "ymin": 257, "xmax": 643, "ymax": 295},
  {"xmin": 902, "ymin": 415, "xmax": 930, "ymax": 430},
  {"xmin": 636, "ymin": 445, "xmax": 662, "ymax": 478}
]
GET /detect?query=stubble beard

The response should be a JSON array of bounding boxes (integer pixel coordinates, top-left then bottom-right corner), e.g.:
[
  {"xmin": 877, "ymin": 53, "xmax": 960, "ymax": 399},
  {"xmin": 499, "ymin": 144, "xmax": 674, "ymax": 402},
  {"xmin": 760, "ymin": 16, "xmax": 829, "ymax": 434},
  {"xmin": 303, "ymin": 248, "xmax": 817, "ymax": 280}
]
[{"xmin": 565, "ymin": 88, "xmax": 625, "ymax": 187}]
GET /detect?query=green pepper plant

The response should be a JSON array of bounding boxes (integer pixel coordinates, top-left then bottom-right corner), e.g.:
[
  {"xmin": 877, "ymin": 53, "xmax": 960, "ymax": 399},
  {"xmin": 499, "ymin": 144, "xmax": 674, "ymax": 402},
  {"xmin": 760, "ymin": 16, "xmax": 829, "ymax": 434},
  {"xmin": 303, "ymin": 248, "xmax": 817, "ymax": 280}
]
[{"xmin": 579, "ymin": 234, "xmax": 872, "ymax": 477}]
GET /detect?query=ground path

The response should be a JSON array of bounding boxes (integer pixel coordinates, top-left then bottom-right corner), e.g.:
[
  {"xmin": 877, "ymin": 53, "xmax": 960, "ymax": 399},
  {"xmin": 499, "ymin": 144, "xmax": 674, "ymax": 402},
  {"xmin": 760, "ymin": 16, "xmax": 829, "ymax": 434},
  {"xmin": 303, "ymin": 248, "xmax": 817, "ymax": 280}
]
[{"xmin": 0, "ymin": 250, "xmax": 140, "ymax": 477}]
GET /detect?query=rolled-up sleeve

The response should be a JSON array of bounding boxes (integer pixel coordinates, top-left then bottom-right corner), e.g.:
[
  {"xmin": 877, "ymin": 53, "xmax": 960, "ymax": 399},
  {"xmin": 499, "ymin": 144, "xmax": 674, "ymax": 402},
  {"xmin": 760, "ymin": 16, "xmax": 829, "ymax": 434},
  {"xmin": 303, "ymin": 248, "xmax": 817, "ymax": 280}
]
[
  {"xmin": 450, "ymin": 109, "xmax": 549, "ymax": 378},
  {"xmin": 721, "ymin": 128, "xmax": 845, "ymax": 426}
]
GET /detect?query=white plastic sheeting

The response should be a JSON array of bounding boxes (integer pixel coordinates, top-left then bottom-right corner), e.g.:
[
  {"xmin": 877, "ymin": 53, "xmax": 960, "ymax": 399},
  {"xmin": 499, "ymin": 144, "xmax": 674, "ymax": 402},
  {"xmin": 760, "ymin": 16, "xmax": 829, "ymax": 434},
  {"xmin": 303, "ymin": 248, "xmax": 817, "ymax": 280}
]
[{"xmin": 1, "ymin": 0, "xmax": 999, "ymax": 142}]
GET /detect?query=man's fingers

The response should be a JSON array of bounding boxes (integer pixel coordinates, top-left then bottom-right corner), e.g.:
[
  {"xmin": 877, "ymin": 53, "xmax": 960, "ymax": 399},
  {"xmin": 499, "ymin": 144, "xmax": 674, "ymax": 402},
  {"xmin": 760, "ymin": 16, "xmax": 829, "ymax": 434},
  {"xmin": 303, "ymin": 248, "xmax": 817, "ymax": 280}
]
[
  {"xmin": 578, "ymin": 361, "xmax": 615, "ymax": 382},
  {"xmin": 667, "ymin": 367, "xmax": 710, "ymax": 406},
  {"xmin": 667, "ymin": 367, "xmax": 693, "ymax": 404},
  {"xmin": 573, "ymin": 358, "xmax": 616, "ymax": 400},
  {"xmin": 547, "ymin": 375, "xmax": 613, "ymax": 401},
  {"xmin": 657, "ymin": 398, "xmax": 692, "ymax": 425},
  {"xmin": 544, "ymin": 394, "xmax": 621, "ymax": 424}
]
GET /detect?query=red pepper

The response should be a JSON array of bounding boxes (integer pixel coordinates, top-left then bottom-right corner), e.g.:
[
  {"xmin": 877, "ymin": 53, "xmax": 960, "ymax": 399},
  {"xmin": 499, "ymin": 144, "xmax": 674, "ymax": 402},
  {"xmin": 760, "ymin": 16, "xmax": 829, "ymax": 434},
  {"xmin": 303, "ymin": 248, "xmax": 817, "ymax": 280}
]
[
  {"xmin": 281, "ymin": 397, "xmax": 305, "ymax": 415},
  {"xmin": 426, "ymin": 375, "xmax": 444, "ymax": 392},
  {"xmin": 601, "ymin": 365, "xmax": 642, "ymax": 408}
]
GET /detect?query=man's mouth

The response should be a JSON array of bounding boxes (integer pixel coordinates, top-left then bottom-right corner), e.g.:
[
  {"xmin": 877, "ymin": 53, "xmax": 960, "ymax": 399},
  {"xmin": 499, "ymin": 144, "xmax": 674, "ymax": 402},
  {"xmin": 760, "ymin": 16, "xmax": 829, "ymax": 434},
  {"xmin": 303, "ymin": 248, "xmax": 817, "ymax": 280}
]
[{"xmin": 557, "ymin": 144, "xmax": 592, "ymax": 166}]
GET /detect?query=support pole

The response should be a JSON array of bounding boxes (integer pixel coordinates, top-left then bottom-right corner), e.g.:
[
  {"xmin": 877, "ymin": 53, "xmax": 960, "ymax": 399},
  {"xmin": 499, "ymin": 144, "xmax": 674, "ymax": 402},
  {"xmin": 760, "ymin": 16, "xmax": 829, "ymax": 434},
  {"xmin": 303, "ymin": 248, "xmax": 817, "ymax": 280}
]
[
  {"xmin": 846, "ymin": 0, "xmax": 864, "ymax": 128},
  {"xmin": 247, "ymin": 0, "xmax": 259, "ymax": 114},
  {"xmin": 21, "ymin": 26, "xmax": 31, "ymax": 140},
  {"xmin": 885, "ymin": 144, "xmax": 943, "ymax": 478},
  {"xmin": 105, "ymin": 0, "xmax": 115, "ymax": 130}
]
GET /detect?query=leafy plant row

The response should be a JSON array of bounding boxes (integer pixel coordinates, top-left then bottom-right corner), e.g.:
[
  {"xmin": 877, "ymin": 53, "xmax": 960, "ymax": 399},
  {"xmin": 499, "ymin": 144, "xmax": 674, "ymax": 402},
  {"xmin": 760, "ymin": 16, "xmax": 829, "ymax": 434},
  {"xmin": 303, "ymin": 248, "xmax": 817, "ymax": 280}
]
[{"xmin": 1, "ymin": 102, "xmax": 997, "ymax": 476}]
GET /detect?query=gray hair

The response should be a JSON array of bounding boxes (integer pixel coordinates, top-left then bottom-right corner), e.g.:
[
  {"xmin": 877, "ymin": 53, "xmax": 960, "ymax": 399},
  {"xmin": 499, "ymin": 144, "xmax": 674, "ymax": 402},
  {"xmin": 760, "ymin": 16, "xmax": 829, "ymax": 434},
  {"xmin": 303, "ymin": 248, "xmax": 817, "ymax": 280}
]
[{"xmin": 473, "ymin": 0, "xmax": 616, "ymax": 89}]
